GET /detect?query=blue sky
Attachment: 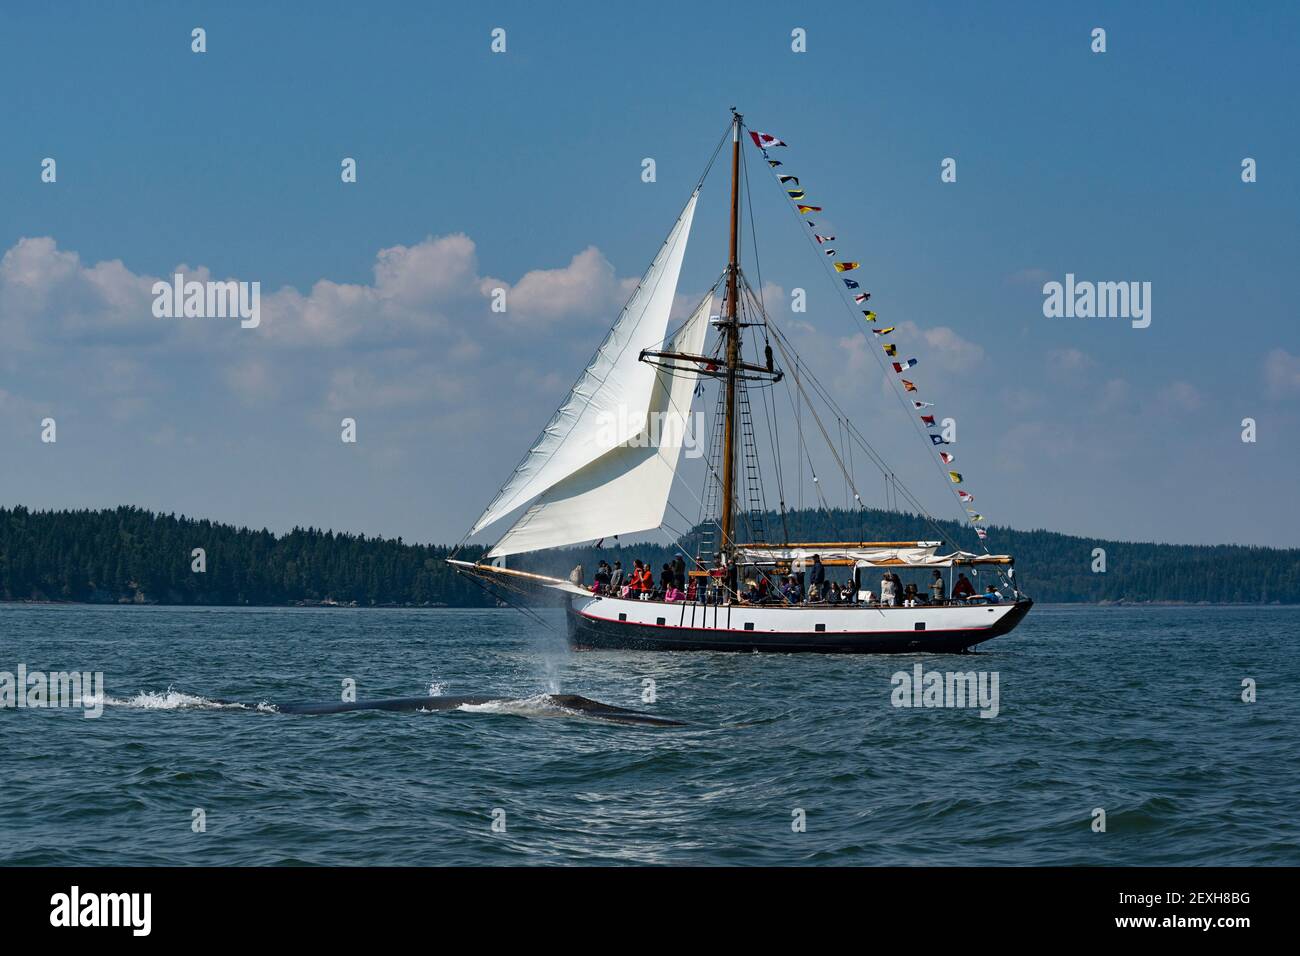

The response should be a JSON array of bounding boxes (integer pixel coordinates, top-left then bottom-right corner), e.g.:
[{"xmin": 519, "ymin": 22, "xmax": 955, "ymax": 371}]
[{"xmin": 2, "ymin": 1, "xmax": 1298, "ymax": 548}]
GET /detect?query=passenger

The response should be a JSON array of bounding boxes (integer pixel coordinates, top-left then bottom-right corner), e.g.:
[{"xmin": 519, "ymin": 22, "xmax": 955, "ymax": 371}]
[
  {"xmin": 903, "ymin": 582, "xmax": 918, "ymax": 607},
  {"xmin": 608, "ymin": 560, "xmax": 624, "ymax": 593},
  {"xmin": 741, "ymin": 579, "xmax": 759, "ymax": 603},
  {"xmin": 808, "ymin": 584, "xmax": 821, "ymax": 604},
  {"xmin": 890, "ymin": 573, "xmax": 903, "ymax": 607},
  {"xmin": 633, "ymin": 561, "xmax": 653, "ymax": 601},
  {"xmin": 952, "ymin": 573, "xmax": 975, "ymax": 600},
  {"xmin": 879, "ymin": 573, "xmax": 895, "ymax": 607},
  {"xmin": 983, "ymin": 585, "xmax": 1003, "ymax": 604},
  {"xmin": 782, "ymin": 575, "xmax": 803, "ymax": 604},
  {"xmin": 756, "ymin": 575, "xmax": 771, "ymax": 603},
  {"xmin": 672, "ymin": 555, "xmax": 687, "ymax": 590},
  {"xmin": 665, "ymin": 584, "xmax": 684, "ymax": 602},
  {"xmin": 929, "ymin": 569, "xmax": 945, "ymax": 605},
  {"xmin": 660, "ymin": 564, "xmax": 674, "ymax": 597},
  {"xmin": 594, "ymin": 560, "xmax": 611, "ymax": 594},
  {"xmin": 808, "ymin": 555, "xmax": 825, "ymax": 604}
]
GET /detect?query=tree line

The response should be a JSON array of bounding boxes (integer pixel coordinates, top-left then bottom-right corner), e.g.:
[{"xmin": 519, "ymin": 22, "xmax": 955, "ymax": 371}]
[
  {"xmin": 0, "ymin": 506, "xmax": 490, "ymax": 607},
  {"xmin": 1, "ymin": 505, "xmax": 1297, "ymax": 606}
]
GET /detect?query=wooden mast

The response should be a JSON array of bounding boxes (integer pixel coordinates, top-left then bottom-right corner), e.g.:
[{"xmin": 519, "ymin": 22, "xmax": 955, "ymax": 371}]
[{"xmin": 720, "ymin": 109, "xmax": 742, "ymax": 584}]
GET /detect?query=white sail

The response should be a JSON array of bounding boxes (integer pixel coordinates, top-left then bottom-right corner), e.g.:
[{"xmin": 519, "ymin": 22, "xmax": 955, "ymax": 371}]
[
  {"xmin": 486, "ymin": 292, "xmax": 713, "ymax": 557},
  {"xmin": 470, "ymin": 192, "xmax": 700, "ymax": 535}
]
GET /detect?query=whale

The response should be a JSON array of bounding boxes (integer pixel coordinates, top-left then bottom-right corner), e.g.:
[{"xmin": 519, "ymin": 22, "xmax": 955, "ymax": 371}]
[{"xmin": 270, "ymin": 693, "xmax": 684, "ymax": 727}]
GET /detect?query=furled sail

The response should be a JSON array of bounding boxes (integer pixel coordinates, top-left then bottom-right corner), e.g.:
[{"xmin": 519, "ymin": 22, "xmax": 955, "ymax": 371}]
[
  {"xmin": 470, "ymin": 192, "xmax": 700, "ymax": 535},
  {"xmin": 486, "ymin": 292, "xmax": 713, "ymax": 557}
]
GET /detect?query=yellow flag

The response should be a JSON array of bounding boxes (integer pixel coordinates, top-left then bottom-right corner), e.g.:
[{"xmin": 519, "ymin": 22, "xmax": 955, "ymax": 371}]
[{"xmin": 833, "ymin": 262, "xmax": 859, "ymax": 273}]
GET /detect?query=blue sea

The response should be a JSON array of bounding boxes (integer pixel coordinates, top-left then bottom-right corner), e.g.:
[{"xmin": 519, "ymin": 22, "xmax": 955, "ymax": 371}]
[{"xmin": 1, "ymin": 603, "xmax": 1296, "ymax": 866}]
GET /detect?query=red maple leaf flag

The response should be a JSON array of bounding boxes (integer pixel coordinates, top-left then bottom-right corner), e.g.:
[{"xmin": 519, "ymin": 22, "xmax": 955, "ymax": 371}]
[{"xmin": 749, "ymin": 130, "xmax": 787, "ymax": 149}]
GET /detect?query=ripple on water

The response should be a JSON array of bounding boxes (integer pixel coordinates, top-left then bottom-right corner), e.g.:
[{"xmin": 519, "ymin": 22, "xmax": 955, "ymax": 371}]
[{"xmin": 0, "ymin": 604, "xmax": 1298, "ymax": 865}]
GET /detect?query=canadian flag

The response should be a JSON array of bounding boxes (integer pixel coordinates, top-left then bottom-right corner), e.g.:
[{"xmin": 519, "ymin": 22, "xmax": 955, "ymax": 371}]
[
  {"xmin": 749, "ymin": 130, "xmax": 787, "ymax": 149},
  {"xmin": 958, "ymin": 491, "xmax": 974, "ymax": 503}
]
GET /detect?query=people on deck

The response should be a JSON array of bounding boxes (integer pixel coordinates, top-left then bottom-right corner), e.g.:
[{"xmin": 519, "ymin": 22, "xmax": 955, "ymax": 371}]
[{"xmin": 590, "ymin": 553, "xmax": 987, "ymax": 610}]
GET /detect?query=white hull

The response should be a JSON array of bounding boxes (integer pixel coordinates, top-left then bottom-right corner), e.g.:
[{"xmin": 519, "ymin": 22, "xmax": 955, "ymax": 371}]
[{"xmin": 567, "ymin": 592, "xmax": 1031, "ymax": 653}]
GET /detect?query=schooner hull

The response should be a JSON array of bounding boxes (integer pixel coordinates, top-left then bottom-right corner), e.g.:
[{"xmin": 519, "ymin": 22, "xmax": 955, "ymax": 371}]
[{"xmin": 566, "ymin": 593, "xmax": 1031, "ymax": 654}]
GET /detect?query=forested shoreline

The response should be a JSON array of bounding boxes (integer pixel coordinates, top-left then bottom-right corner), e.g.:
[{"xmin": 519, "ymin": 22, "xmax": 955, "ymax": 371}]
[{"xmin": 2, "ymin": 505, "xmax": 1297, "ymax": 607}]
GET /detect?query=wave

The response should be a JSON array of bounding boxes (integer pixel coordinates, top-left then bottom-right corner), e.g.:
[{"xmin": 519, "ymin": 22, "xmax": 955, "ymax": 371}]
[
  {"xmin": 100, "ymin": 687, "xmax": 276, "ymax": 712},
  {"xmin": 454, "ymin": 693, "xmax": 587, "ymax": 719},
  {"xmin": 88, "ymin": 687, "xmax": 677, "ymax": 725}
]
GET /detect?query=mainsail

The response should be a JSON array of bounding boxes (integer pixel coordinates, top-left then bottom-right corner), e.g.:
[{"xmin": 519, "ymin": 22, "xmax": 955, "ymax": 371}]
[
  {"xmin": 470, "ymin": 191, "xmax": 700, "ymax": 536},
  {"xmin": 486, "ymin": 292, "xmax": 713, "ymax": 557}
]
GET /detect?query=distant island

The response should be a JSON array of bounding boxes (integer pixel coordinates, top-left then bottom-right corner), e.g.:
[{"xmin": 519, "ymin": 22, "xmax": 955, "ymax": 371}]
[{"xmin": 1, "ymin": 505, "xmax": 1297, "ymax": 607}]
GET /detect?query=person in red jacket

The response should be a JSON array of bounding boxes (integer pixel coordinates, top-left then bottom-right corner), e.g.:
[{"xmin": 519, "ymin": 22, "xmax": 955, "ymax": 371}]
[{"xmin": 631, "ymin": 561, "xmax": 653, "ymax": 600}]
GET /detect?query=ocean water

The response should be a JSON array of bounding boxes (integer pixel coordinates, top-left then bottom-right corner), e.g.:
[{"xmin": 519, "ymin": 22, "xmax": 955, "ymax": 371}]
[{"xmin": 1, "ymin": 603, "xmax": 1296, "ymax": 866}]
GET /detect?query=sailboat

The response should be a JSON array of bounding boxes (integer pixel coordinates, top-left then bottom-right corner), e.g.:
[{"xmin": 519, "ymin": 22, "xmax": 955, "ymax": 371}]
[{"xmin": 449, "ymin": 110, "xmax": 1032, "ymax": 653}]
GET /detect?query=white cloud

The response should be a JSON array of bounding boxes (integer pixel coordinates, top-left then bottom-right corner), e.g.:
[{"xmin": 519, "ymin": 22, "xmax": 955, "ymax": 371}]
[
  {"xmin": 1046, "ymin": 347, "xmax": 1092, "ymax": 373},
  {"xmin": 1096, "ymin": 377, "xmax": 1131, "ymax": 413},
  {"xmin": 1264, "ymin": 348, "xmax": 1300, "ymax": 399},
  {"xmin": 1155, "ymin": 381, "xmax": 1203, "ymax": 413},
  {"xmin": 480, "ymin": 245, "xmax": 628, "ymax": 324},
  {"xmin": 895, "ymin": 321, "xmax": 985, "ymax": 371},
  {"xmin": 0, "ymin": 234, "xmax": 641, "ymax": 422}
]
